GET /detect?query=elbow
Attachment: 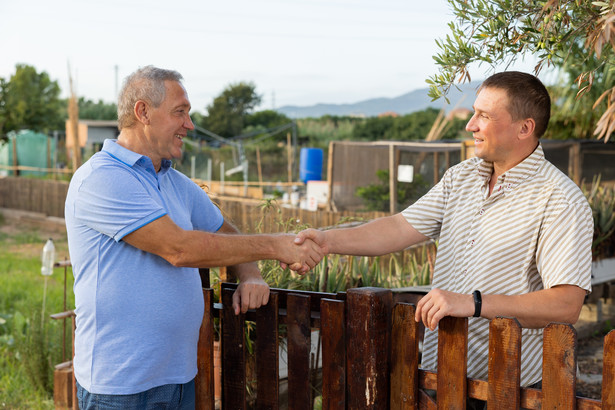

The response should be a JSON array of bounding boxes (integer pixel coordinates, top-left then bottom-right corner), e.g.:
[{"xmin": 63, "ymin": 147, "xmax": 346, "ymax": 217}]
[
  {"xmin": 163, "ymin": 248, "xmax": 192, "ymax": 268},
  {"xmin": 558, "ymin": 302, "xmax": 584, "ymax": 325}
]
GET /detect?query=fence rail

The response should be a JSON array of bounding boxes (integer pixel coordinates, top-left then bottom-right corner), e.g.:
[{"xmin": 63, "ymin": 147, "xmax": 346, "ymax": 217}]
[{"xmin": 197, "ymin": 283, "xmax": 615, "ymax": 409}]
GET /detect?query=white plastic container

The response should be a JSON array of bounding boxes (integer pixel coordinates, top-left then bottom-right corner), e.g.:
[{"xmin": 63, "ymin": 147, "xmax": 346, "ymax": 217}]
[{"xmin": 41, "ymin": 238, "xmax": 55, "ymax": 276}]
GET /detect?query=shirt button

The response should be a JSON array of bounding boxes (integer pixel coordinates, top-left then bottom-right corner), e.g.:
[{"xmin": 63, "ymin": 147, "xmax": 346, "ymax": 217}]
[{"xmin": 479, "ymin": 209, "xmax": 485, "ymax": 215}]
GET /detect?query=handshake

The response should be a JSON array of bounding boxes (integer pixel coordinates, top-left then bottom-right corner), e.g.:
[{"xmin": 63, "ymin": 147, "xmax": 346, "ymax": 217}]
[{"xmin": 279, "ymin": 228, "xmax": 328, "ymax": 274}]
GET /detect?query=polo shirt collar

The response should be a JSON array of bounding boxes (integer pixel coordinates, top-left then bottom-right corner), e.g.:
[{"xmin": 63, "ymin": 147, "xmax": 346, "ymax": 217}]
[
  {"xmin": 102, "ymin": 139, "xmax": 172, "ymax": 174},
  {"xmin": 475, "ymin": 143, "xmax": 545, "ymax": 190}
]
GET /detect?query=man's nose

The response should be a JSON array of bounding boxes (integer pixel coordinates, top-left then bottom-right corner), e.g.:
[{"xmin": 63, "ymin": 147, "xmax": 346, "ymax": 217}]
[
  {"xmin": 466, "ymin": 115, "xmax": 477, "ymax": 132},
  {"xmin": 185, "ymin": 115, "xmax": 195, "ymax": 130}
]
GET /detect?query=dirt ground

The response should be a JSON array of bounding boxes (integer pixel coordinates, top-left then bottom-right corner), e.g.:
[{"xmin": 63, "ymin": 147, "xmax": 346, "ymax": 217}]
[
  {"xmin": 0, "ymin": 208, "xmax": 608, "ymax": 401},
  {"xmin": 576, "ymin": 333, "xmax": 606, "ymax": 400}
]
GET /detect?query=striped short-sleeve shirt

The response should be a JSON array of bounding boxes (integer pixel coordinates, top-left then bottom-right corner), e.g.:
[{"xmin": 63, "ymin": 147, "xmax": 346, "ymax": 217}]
[{"xmin": 402, "ymin": 144, "xmax": 593, "ymax": 386}]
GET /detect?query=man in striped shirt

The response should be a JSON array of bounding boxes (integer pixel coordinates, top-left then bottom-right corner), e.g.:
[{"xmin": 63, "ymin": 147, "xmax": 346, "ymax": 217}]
[{"xmin": 296, "ymin": 71, "xmax": 593, "ymax": 397}]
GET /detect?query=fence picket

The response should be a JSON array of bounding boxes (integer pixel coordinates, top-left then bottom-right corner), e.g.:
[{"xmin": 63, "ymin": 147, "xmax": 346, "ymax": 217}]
[
  {"xmin": 603, "ymin": 330, "xmax": 615, "ymax": 409},
  {"xmin": 542, "ymin": 323, "xmax": 577, "ymax": 409},
  {"xmin": 437, "ymin": 316, "xmax": 468, "ymax": 409},
  {"xmin": 196, "ymin": 288, "xmax": 215, "ymax": 410},
  {"xmin": 287, "ymin": 294, "xmax": 312, "ymax": 410},
  {"xmin": 390, "ymin": 303, "xmax": 419, "ymax": 409},
  {"xmin": 321, "ymin": 298, "xmax": 346, "ymax": 409},
  {"xmin": 221, "ymin": 287, "xmax": 247, "ymax": 409},
  {"xmin": 346, "ymin": 287, "xmax": 392, "ymax": 409},
  {"xmin": 256, "ymin": 292, "xmax": 279, "ymax": 410},
  {"xmin": 487, "ymin": 317, "xmax": 521, "ymax": 409}
]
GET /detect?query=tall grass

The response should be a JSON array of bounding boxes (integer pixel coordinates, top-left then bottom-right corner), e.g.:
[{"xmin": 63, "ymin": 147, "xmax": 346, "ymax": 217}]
[
  {"xmin": 0, "ymin": 220, "xmax": 73, "ymax": 409},
  {"xmin": 248, "ymin": 198, "xmax": 434, "ymax": 293}
]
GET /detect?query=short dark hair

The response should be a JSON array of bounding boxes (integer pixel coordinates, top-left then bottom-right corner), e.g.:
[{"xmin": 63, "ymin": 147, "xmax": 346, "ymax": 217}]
[{"xmin": 478, "ymin": 71, "xmax": 551, "ymax": 138}]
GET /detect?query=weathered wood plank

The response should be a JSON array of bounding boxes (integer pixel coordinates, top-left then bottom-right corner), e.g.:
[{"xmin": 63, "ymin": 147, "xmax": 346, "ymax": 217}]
[
  {"xmin": 542, "ymin": 323, "xmax": 577, "ymax": 409},
  {"xmin": 196, "ymin": 288, "xmax": 215, "ymax": 410},
  {"xmin": 321, "ymin": 298, "xmax": 346, "ymax": 410},
  {"xmin": 390, "ymin": 303, "xmax": 419, "ymax": 409},
  {"xmin": 287, "ymin": 294, "xmax": 312, "ymax": 410},
  {"xmin": 346, "ymin": 287, "xmax": 392, "ymax": 409},
  {"xmin": 436, "ymin": 316, "xmax": 468, "ymax": 409},
  {"xmin": 487, "ymin": 317, "xmax": 521, "ymax": 409},
  {"xmin": 256, "ymin": 292, "xmax": 279, "ymax": 410},
  {"xmin": 221, "ymin": 287, "xmax": 246, "ymax": 409},
  {"xmin": 603, "ymin": 330, "xmax": 615, "ymax": 409}
]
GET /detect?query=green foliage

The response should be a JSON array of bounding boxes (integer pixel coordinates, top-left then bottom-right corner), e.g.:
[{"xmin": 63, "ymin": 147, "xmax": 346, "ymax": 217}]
[
  {"xmin": 429, "ymin": 1, "xmax": 615, "ymax": 141},
  {"xmin": 352, "ymin": 108, "xmax": 468, "ymax": 141},
  {"xmin": 77, "ymin": 97, "xmax": 117, "ymax": 120},
  {"xmin": 245, "ymin": 199, "xmax": 435, "ymax": 294},
  {"xmin": 0, "ymin": 227, "xmax": 73, "ymax": 408},
  {"xmin": 245, "ymin": 109, "xmax": 290, "ymax": 130},
  {"xmin": 200, "ymin": 82, "xmax": 262, "ymax": 138},
  {"xmin": 546, "ymin": 47, "xmax": 615, "ymax": 140},
  {"xmin": 0, "ymin": 64, "xmax": 64, "ymax": 136},
  {"xmin": 356, "ymin": 169, "xmax": 430, "ymax": 212},
  {"xmin": 583, "ymin": 176, "xmax": 615, "ymax": 260}
]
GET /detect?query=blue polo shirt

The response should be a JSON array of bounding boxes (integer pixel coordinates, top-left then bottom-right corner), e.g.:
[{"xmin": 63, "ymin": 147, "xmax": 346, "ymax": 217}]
[{"xmin": 65, "ymin": 139, "xmax": 224, "ymax": 394}]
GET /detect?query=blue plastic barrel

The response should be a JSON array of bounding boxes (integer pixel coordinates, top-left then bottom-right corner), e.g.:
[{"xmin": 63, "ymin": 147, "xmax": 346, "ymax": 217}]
[{"xmin": 299, "ymin": 148, "xmax": 323, "ymax": 183}]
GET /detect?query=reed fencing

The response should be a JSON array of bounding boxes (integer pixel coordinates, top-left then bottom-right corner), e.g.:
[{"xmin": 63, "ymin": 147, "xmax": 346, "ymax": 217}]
[{"xmin": 0, "ymin": 177, "xmax": 387, "ymax": 231}]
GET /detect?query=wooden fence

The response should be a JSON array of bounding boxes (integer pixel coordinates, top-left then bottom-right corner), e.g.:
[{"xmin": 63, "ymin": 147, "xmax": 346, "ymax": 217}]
[
  {"xmin": 196, "ymin": 283, "xmax": 615, "ymax": 410},
  {"xmin": 0, "ymin": 177, "xmax": 387, "ymax": 232}
]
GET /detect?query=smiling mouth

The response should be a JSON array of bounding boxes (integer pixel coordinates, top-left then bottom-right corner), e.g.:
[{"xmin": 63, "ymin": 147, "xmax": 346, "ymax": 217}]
[{"xmin": 175, "ymin": 134, "xmax": 184, "ymax": 141}]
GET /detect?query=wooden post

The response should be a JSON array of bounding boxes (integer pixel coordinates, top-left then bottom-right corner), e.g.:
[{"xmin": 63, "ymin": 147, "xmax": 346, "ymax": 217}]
[
  {"xmin": 326, "ymin": 141, "xmax": 335, "ymax": 212},
  {"xmin": 487, "ymin": 317, "xmax": 521, "ymax": 409},
  {"xmin": 542, "ymin": 323, "xmax": 577, "ymax": 408},
  {"xmin": 221, "ymin": 288, "xmax": 246, "ymax": 409},
  {"xmin": 196, "ymin": 288, "xmax": 215, "ymax": 410},
  {"xmin": 346, "ymin": 287, "xmax": 392, "ymax": 409},
  {"xmin": 433, "ymin": 152, "xmax": 439, "ymax": 184},
  {"xmin": 256, "ymin": 146, "xmax": 263, "ymax": 188},
  {"xmin": 256, "ymin": 292, "xmax": 280, "ymax": 410},
  {"xmin": 437, "ymin": 316, "xmax": 468, "ymax": 408},
  {"xmin": 12, "ymin": 136, "xmax": 18, "ymax": 176},
  {"xmin": 389, "ymin": 145, "xmax": 396, "ymax": 214},
  {"xmin": 321, "ymin": 298, "xmax": 346, "ymax": 409},
  {"xmin": 603, "ymin": 330, "xmax": 615, "ymax": 408},
  {"xmin": 72, "ymin": 315, "xmax": 77, "ymax": 410},
  {"xmin": 54, "ymin": 367, "xmax": 73, "ymax": 409},
  {"xmin": 287, "ymin": 294, "xmax": 312, "ymax": 410},
  {"xmin": 569, "ymin": 142, "xmax": 581, "ymax": 185},
  {"xmin": 390, "ymin": 303, "xmax": 419, "ymax": 409}
]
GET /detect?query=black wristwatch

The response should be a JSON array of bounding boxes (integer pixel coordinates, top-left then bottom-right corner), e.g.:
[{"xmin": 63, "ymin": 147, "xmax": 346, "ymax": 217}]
[{"xmin": 472, "ymin": 290, "xmax": 482, "ymax": 317}]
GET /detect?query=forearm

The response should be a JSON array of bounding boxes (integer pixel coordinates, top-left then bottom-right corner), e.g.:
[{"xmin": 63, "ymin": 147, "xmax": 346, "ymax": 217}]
[
  {"xmin": 480, "ymin": 285, "xmax": 586, "ymax": 328},
  {"xmin": 172, "ymin": 230, "xmax": 284, "ymax": 268},
  {"xmin": 325, "ymin": 213, "xmax": 428, "ymax": 256}
]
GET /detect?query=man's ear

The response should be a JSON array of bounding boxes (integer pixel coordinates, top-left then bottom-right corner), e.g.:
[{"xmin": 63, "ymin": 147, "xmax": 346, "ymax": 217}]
[
  {"xmin": 518, "ymin": 118, "xmax": 536, "ymax": 141},
  {"xmin": 134, "ymin": 100, "xmax": 150, "ymax": 125}
]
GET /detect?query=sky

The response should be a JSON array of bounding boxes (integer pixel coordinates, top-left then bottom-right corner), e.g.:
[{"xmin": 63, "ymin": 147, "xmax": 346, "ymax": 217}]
[{"xmin": 1, "ymin": 0, "xmax": 541, "ymax": 115}]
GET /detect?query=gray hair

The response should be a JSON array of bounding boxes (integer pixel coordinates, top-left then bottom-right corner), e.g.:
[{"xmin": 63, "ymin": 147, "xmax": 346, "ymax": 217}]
[{"xmin": 117, "ymin": 65, "xmax": 183, "ymax": 130}]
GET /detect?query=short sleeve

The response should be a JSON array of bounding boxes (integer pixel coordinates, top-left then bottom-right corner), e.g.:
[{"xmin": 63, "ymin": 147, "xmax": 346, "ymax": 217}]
[
  {"xmin": 401, "ymin": 169, "xmax": 453, "ymax": 239},
  {"xmin": 536, "ymin": 199, "xmax": 593, "ymax": 292},
  {"xmin": 74, "ymin": 165, "xmax": 166, "ymax": 241}
]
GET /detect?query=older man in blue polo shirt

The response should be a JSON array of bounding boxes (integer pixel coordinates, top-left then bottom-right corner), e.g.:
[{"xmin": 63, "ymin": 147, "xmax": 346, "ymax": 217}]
[{"xmin": 65, "ymin": 66, "xmax": 323, "ymax": 409}]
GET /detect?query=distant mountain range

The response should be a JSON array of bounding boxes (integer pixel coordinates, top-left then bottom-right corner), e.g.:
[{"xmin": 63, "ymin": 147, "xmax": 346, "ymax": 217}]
[{"xmin": 276, "ymin": 82, "xmax": 481, "ymax": 118}]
